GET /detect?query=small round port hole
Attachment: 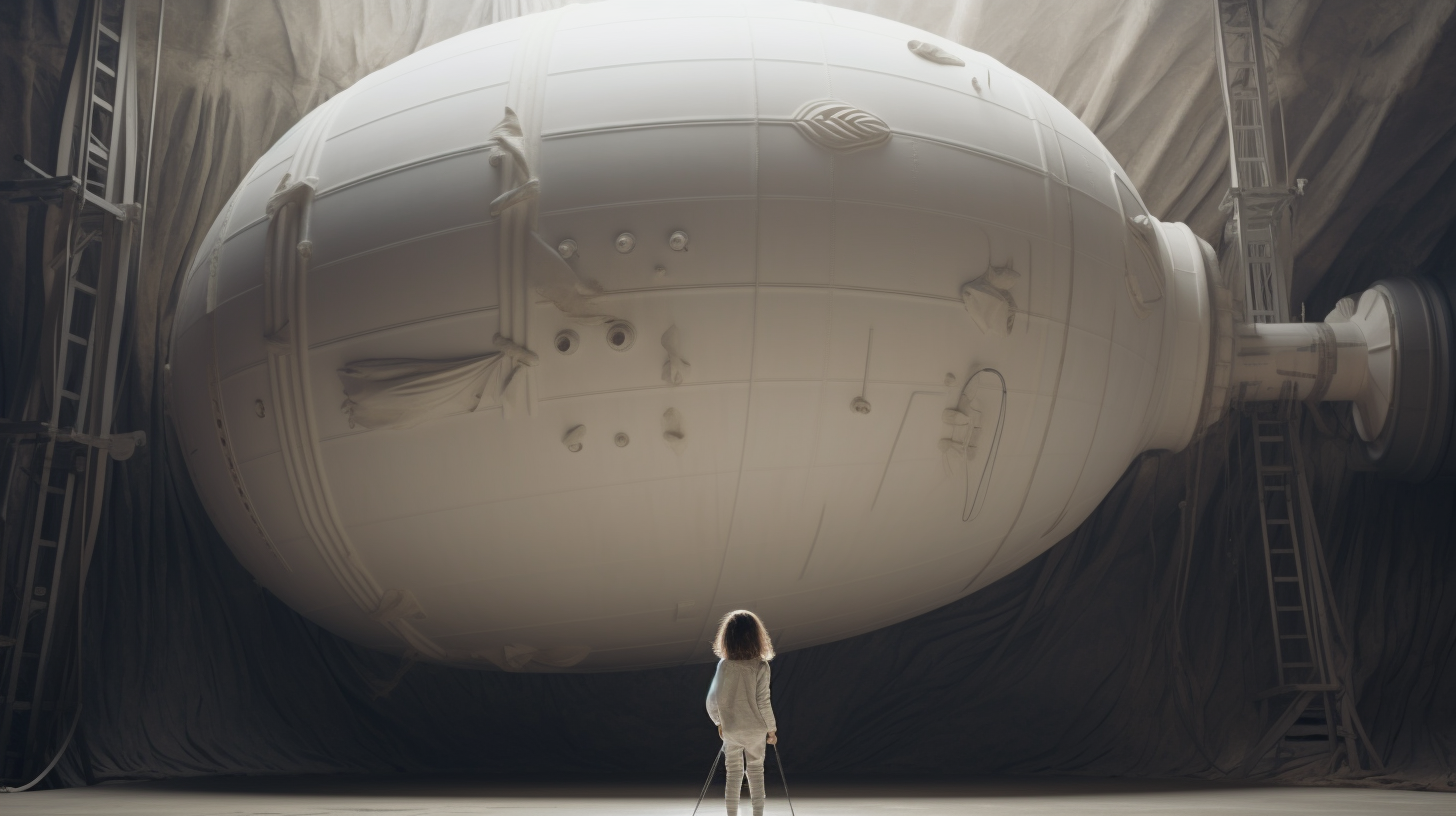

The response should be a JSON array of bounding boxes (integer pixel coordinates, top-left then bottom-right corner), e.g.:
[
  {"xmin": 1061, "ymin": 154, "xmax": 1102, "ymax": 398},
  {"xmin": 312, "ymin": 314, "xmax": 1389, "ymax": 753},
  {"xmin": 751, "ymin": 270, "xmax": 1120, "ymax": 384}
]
[
  {"xmin": 606, "ymin": 322, "xmax": 635, "ymax": 351},
  {"xmin": 555, "ymin": 329, "xmax": 580, "ymax": 355}
]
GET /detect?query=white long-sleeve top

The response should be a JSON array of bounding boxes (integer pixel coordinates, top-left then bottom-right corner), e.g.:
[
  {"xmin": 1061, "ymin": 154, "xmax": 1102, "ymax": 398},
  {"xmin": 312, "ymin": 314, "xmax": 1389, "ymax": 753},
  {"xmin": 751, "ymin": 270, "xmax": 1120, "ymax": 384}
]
[{"xmin": 706, "ymin": 658, "xmax": 776, "ymax": 739}]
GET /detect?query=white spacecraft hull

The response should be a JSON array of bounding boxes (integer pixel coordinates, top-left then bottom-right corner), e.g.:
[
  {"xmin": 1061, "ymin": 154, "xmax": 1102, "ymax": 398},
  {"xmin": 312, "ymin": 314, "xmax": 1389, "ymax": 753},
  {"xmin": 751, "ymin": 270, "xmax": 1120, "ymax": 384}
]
[{"xmin": 169, "ymin": 1, "xmax": 1214, "ymax": 671}]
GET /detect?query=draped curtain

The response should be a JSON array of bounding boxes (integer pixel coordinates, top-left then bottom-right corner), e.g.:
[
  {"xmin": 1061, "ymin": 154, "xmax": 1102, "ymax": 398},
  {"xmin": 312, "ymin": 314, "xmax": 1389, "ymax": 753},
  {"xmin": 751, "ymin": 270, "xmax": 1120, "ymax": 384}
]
[{"xmin": 1, "ymin": 0, "xmax": 1454, "ymax": 789}]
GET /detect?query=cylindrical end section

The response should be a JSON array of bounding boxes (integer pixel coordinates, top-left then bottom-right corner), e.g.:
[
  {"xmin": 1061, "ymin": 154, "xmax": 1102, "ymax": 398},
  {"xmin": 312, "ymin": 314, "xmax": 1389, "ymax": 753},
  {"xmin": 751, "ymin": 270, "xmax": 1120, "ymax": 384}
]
[
  {"xmin": 1350, "ymin": 277, "xmax": 1454, "ymax": 482},
  {"xmin": 1230, "ymin": 321, "xmax": 1371, "ymax": 403},
  {"xmin": 1229, "ymin": 277, "xmax": 1454, "ymax": 482},
  {"xmin": 1140, "ymin": 222, "xmax": 1217, "ymax": 453}
]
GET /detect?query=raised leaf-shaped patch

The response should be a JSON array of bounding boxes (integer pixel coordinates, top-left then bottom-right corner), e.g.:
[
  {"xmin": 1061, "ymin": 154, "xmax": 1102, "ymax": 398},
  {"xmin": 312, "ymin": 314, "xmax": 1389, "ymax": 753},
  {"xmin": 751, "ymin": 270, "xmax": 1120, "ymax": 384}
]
[{"xmin": 792, "ymin": 100, "xmax": 892, "ymax": 153}]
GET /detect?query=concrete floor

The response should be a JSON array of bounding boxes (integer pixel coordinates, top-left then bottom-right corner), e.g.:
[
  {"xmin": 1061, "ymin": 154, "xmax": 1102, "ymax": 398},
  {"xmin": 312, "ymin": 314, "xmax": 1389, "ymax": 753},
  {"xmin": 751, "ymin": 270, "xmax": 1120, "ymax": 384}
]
[{"xmin": 1, "ymin": 776, "xmax": 1451, "ymax": 816}]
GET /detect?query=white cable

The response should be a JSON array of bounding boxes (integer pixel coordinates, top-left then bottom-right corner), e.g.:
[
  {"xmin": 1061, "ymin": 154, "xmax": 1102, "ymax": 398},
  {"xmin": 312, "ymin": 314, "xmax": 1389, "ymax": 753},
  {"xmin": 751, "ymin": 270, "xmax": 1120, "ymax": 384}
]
[{"xmin": 0, "ymin": 450, "xmax": 92, "ymax": 793}]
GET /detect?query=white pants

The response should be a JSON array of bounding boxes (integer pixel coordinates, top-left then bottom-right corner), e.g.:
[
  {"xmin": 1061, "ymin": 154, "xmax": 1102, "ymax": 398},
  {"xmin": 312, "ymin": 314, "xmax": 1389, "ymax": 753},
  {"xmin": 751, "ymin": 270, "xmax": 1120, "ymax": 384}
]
[{"xmin": 723, "ymin": 735, "xmax": 767, "ymax": 816}]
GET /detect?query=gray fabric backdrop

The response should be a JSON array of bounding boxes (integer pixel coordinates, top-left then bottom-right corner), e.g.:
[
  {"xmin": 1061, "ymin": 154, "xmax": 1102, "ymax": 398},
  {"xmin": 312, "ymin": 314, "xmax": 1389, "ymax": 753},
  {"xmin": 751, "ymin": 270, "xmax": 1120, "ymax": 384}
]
[{"xmin": 2, "ymin": 0, "xmax": 1455, "ymax": 790}]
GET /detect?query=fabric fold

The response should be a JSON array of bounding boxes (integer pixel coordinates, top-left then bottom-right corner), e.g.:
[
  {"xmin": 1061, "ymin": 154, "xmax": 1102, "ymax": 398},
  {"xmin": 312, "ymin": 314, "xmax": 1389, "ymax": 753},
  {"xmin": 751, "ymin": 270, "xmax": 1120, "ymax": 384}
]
[{"xmin": 338, "ymin": 354, "xmax": 505, "ymax": 430}]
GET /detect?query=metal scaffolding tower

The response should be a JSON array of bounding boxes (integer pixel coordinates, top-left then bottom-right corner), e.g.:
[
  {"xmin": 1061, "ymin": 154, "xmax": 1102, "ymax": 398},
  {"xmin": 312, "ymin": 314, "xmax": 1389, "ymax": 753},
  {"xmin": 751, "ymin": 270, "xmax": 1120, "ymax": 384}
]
[
  {"xmin": 1212, "ymin": 0, "xmax": 1379, "ymax": 775},
  {"xmin": 1213, "ymin": 0, "xmax": 1297, "ymax": 325},
  {"xmin": 0, "ymin": 0, "xmax": 146, "ymax": 786}
]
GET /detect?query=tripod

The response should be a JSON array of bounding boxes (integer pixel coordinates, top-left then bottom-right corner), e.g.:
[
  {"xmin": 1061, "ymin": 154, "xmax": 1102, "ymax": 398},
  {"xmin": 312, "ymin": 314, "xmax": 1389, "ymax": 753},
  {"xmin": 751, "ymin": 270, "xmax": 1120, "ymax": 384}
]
[{"xmin": 691, "ymin": 743, "xmax": 797, "ymax": 816}]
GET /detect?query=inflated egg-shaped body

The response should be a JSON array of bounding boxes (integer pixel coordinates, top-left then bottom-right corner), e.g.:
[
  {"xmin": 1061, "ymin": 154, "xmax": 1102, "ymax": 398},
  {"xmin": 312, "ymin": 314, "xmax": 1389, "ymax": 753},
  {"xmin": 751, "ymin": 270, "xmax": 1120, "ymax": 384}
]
[{"xmin": 169, "ymin": 0, "xmax": 1213, "ymax": 671}]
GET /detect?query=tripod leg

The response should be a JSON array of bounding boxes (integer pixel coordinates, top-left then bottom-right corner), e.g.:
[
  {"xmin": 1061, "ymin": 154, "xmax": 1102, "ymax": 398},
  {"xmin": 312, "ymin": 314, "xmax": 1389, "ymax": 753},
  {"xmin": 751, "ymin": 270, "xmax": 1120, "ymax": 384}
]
[
  {"xmin": 772, "ymin": 744, "xmax": 796, "ymax": 816},
  {"xmin": 692, "ymin": 746, "xmax": 723, "ymax": 816}
]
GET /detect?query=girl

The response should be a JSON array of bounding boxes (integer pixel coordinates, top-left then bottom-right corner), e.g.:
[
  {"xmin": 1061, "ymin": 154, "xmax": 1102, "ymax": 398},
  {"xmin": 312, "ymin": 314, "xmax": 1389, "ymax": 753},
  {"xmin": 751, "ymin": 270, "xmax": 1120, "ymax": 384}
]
[{"xmin": 706, "ymin": 610, "xmax": 778, "ymax": 816}]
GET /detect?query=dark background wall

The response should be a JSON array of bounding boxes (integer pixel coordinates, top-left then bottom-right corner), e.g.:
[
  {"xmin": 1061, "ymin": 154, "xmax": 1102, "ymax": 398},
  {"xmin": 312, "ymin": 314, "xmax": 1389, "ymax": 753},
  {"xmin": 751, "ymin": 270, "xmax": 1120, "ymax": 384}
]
[{"xmin": 2, "ymin": 0, "xmax": 1454, "ymax": 790}]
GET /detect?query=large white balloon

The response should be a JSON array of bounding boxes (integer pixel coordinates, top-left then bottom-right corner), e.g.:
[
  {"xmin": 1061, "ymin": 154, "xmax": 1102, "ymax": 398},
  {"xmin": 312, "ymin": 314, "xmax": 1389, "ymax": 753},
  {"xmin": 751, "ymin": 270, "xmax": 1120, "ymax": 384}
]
[{"xmin": 169, "ymin": 0, "xmax": 1214, "ymax": 671}]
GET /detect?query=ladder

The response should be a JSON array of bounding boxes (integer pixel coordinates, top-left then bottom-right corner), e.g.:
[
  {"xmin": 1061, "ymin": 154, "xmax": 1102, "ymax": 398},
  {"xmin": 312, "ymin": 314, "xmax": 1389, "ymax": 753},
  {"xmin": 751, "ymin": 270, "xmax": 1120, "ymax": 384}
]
[
  {"xmin": 1213, "ymin": 0, "xmax": 1294, "ymax": 325},
  {"xmin": 1237, "ymin": 407, "xmax": 1382, "ymax": 775},
  {"xmin": 0, "ymin": 0, "xmax": 140, "ymax": 784},
  {"xmin": 1214, "ymin": 0, "xmax": 1275, "ymax": 189}
]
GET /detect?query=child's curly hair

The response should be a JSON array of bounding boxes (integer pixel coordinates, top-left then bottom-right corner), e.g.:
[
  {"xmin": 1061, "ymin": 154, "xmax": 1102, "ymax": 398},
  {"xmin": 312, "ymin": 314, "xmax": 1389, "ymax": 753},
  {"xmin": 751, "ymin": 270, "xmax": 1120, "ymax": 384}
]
[{"xmin": 712, "ymin": 609, "xmax": 775, "ymax": 661}]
